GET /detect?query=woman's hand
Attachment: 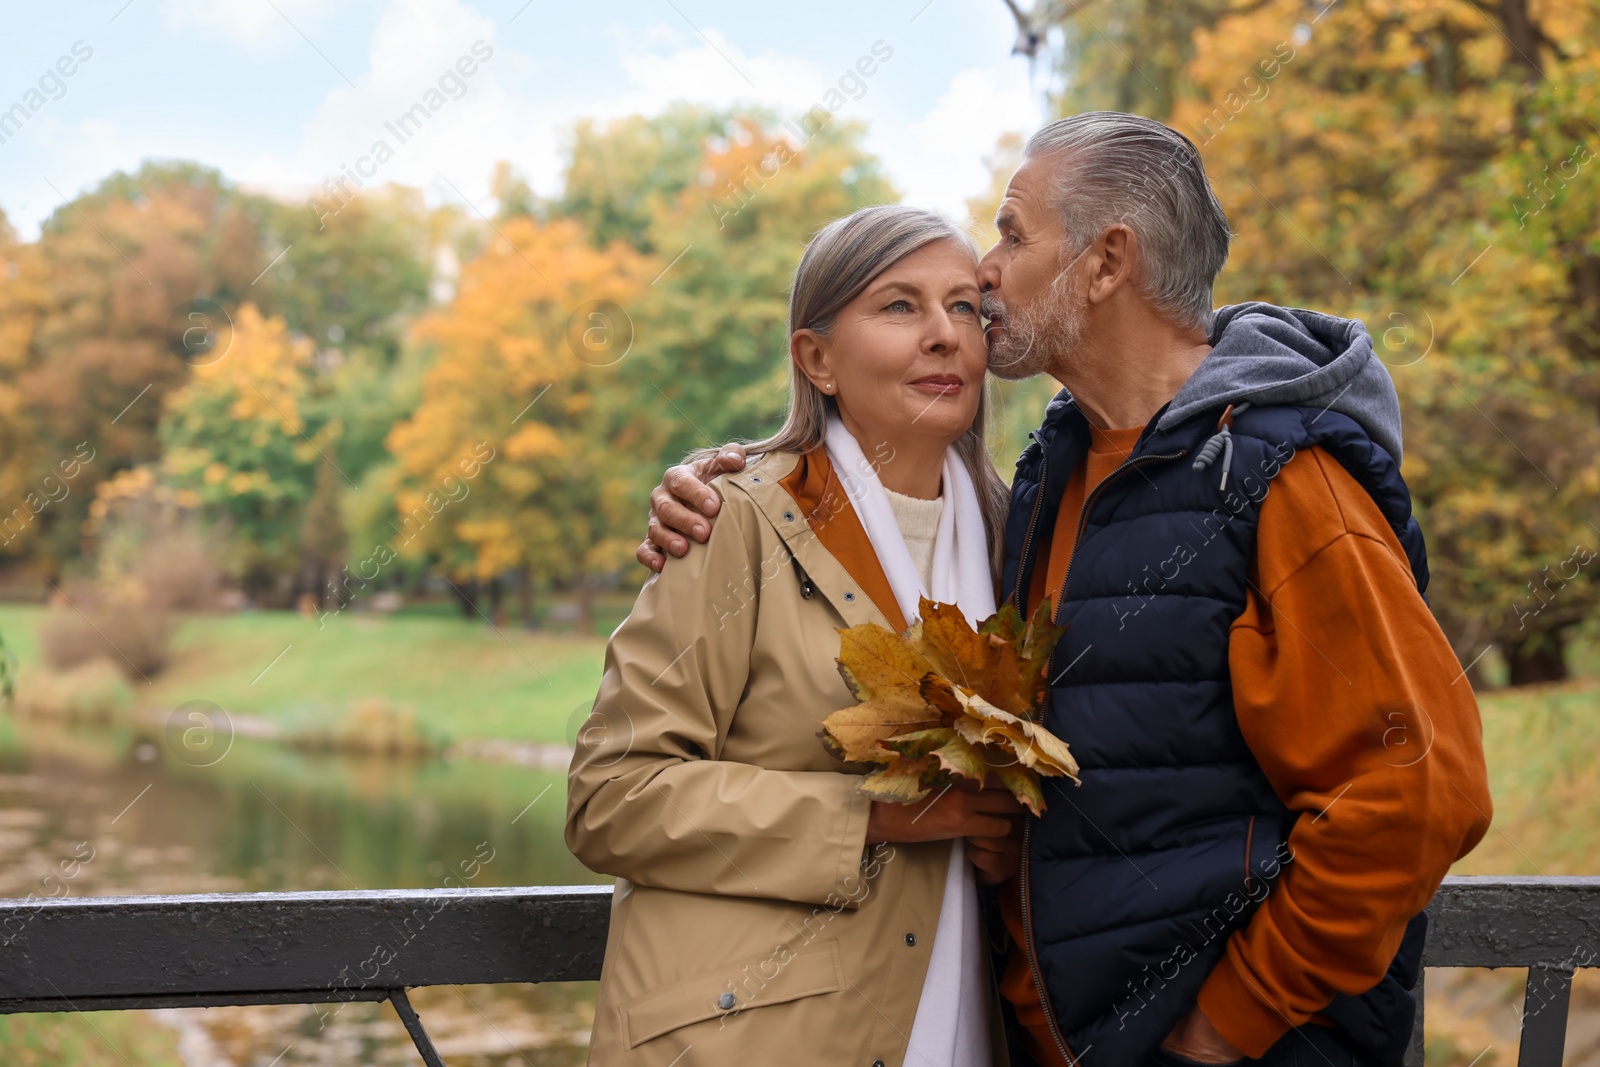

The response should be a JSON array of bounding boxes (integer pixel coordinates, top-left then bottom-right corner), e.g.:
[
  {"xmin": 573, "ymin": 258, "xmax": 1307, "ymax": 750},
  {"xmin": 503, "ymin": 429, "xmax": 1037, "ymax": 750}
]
[
  {"xmin": 637, "ymin": 445, "xmax": 748, "ymax": 571},
  {"xmin": 865, "ymin": 779, "xmax": 1023, "ymax": 848}
]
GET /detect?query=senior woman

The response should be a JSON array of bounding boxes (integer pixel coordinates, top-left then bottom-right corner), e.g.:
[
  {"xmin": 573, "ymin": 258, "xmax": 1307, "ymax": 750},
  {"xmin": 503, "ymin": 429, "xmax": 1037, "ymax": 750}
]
[{"xmin": 566, "ymin": 205, "xmax": 1022, "ymax": 1067}]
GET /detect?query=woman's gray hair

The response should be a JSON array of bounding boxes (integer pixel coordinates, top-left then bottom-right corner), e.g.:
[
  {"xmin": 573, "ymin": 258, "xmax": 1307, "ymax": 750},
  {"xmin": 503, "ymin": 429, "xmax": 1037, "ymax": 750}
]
[
  {"xmin": 1024, "ymin": 111, "xmax": 1231, "ymax": 332},
  {"xmin": 696, "ymin": 204, "xmax": 1010, "ymax": 576}
]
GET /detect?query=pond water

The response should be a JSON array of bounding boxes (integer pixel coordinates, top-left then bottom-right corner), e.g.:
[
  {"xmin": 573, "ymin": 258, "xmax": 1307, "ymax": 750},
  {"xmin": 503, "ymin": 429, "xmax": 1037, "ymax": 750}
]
[{"xmin": 0, "ymin": 713, "xmax": 604, "ymax": 1066}]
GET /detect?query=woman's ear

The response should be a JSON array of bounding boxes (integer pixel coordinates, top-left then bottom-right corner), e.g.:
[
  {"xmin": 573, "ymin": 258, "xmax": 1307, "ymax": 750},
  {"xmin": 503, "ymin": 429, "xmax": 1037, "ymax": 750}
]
[{"xmin": 790, "ymin": 329, "xmax": 836, "ymax": 394}]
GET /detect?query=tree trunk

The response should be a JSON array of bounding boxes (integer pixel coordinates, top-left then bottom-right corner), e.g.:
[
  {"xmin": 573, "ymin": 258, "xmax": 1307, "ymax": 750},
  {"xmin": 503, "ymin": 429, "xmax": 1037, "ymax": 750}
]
[
  {"xmin": 453, "ymin": 577, "xmax": 478, "ymax": 618},
  {"xmin": 576, "ymin": 574, "xmax": 595, "ymax": 636},
  {"xmin": 516, "ymin": 565, "xmax": 536, "ymax": 629},
  {"xmin": 488, "ymin": 575, "xmax": 505, "ymax": 627},
  {"xmin": 1500, "ymin": 0, "xmax": 1545, "ymax": 132},
  {"xmin": 1500, "ymin": 0, "xmax": 1545, "ymax": 79},
  {"xmin": 1505, "ymin": 629, "xmax": 1569, "ymax": 686}
]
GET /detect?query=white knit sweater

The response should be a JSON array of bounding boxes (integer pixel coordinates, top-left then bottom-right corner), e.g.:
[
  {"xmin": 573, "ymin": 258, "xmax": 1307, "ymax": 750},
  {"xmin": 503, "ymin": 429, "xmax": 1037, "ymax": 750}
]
[{"xmin": 884, "ymin": 486, "xmax": 945, "ymax": 594}]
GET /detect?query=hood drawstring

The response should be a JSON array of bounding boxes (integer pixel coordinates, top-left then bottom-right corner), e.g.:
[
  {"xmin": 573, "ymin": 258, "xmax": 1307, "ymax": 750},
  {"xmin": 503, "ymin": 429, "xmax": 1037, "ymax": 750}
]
[{"xmin": 1192, "ymin": 402, "xmax": 1251, "ymax": 491}]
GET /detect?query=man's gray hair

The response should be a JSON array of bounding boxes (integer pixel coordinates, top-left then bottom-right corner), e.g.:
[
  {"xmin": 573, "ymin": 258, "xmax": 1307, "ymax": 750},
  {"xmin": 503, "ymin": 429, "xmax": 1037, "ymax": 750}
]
[{"xmin": 1024, "ymin": 111, "xmax": 1231, "ymax": 332}]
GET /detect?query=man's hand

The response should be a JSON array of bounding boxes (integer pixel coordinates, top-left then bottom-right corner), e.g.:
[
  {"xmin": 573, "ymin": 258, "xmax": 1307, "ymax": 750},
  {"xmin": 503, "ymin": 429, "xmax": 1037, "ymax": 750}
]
[
  {"xmin": 1160, "ymin": 1006, "xmax": 1244, "ymax": 1065},
  {"xmin": 637, "ymin": 445, "xmax": 748, "ymax": 572},
  {"xmin": 965, "ymin": 829, "xmax": 1021, "ymax": 885},
  {"xmin": 865, "ymin": 779, "xmax": 1023, "ymax": 848}
]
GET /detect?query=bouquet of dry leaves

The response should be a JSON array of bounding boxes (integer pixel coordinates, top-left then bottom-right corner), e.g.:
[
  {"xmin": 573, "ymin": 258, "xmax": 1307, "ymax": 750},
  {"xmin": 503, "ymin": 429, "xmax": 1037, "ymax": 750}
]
[{"xmin": 819, "ymin": 597, "xmax": 1079, "ymax": 816}]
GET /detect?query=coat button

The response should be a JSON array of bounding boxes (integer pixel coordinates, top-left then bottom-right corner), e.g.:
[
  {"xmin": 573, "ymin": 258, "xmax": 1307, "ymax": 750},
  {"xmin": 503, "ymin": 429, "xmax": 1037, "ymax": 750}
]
[
  {"xmin": 844, "ymin": 591, "xmax": 856, "ymax": 602},
  {"xmin": 717, "ymin": 992, "xmax": 736, "ymax": 1010},
  {"xmin": 750, "ymin": 476, "xmax": 762, "ymax": 483},
  {"xmin": 904, "ymin": 932, "xmax": 916, "ymax": 946},
  {"xmin": 783, "ymin": 510, "xmax": 794, "ymax": 522},
  {"xmin": 872, "ymin": 1060, "xmax": 885, "ymax": 1067}
]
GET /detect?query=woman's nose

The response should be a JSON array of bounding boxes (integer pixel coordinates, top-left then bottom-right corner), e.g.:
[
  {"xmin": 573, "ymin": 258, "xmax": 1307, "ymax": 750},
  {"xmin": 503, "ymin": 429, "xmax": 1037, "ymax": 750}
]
[{"xmin": 926, "ymin": 309, "xmax": 961, "ymax": 352}]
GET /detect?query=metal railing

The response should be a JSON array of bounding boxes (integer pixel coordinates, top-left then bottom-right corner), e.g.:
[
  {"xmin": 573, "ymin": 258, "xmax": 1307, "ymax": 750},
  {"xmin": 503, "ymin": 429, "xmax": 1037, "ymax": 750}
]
[{"xmin": 0, "ymin": 876, "xmax": 1588, "ymax": 1065}]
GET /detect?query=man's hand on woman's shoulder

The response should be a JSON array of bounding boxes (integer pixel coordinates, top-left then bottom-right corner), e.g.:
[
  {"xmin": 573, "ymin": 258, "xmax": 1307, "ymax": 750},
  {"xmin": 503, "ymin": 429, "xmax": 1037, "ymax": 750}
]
[{"xmin": 637, "ymin": 444, "xmax": 748, "ymax": 571}]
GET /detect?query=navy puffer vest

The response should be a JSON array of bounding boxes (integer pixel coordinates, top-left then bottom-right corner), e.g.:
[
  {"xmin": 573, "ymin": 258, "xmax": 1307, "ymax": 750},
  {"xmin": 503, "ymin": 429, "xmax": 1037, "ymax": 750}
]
[{"xmin": 1000, "ymin": 391, "xmax": 1428, "ymax": 1067}]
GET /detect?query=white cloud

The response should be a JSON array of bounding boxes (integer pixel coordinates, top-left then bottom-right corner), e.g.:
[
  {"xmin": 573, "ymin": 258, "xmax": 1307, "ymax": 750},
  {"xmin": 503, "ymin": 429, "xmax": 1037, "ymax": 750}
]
[
  {"xmin": 600, "ymin": 26, "xmax": 829, "ymax": 118},
  {"xmin": 873, "ymin": 63, "xmax": 1042, "ymax": 222},
  {"xmin": 277, "ymin": 0, "xmax": 517, "ymax": 210},
  {"xmin": 161, "ymin": 0, "xmax": 344, "ymax": 48}
]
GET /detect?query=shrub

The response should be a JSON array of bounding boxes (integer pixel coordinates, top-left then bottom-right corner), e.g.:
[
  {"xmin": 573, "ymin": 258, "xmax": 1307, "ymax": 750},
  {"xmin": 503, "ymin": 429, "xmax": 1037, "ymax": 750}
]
[
  {"xmin": 282, "ymin": 697, "xmax": 448, "ymax": 758},
  {"xmin": 38, "ymin": 595, "xmax": 173, "ymax": 680},
  {"xmin": 13, "ymin": 660, "xmax": 133, "ymax": 723}
]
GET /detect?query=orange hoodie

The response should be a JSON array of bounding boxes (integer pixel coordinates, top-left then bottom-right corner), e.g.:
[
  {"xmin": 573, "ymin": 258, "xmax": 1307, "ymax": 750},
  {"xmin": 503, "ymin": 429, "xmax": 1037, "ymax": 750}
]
[{"xmin": 1001, "ymin": 424, "xmax": 1493, "ymax": 1063}]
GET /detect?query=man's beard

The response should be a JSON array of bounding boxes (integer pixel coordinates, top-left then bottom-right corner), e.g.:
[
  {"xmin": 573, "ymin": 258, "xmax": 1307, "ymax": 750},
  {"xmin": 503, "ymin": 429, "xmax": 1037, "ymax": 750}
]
[{"xmin": 981, "ymin": 265, "xmax": 1087, "ymax": 382}]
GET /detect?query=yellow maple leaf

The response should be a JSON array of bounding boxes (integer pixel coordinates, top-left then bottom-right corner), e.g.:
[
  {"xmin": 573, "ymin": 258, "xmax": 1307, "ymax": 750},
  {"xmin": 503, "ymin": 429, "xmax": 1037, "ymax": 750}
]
[{"xmin": 821, "ymin": 597, "xmax": 1078, "ymax": 815}]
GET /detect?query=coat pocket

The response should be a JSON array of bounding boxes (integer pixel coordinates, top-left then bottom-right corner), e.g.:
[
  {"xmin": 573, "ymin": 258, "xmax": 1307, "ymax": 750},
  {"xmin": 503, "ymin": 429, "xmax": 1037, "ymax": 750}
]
[{"xmin": 621, "ymin": 938, "xmax": 844, "ymax": 1049}]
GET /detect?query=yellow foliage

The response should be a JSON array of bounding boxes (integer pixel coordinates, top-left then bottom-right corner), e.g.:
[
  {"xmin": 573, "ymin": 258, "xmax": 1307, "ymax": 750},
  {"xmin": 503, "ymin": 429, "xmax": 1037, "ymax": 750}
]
[
  {"xmin": 388, "ymin": 215, "xmax": 653, "ymax": 581},
  {"xmin": 821, "ymin": 598, "xmax": 1077, "ymax": 816}
]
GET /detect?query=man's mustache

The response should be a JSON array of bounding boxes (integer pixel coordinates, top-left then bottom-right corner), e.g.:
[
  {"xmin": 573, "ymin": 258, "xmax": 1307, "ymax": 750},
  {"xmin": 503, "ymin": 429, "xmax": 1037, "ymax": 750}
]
[{"xmin": 980, "ymin": 294, "xmax": 1007, "ymax": 321}]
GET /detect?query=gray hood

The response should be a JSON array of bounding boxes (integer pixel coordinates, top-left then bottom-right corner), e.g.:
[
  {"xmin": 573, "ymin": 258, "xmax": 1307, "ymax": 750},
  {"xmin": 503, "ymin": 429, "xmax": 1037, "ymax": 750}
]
[{"xmin": 1157, "ymin": 302, "xmax": 1404, "ymax": 464}]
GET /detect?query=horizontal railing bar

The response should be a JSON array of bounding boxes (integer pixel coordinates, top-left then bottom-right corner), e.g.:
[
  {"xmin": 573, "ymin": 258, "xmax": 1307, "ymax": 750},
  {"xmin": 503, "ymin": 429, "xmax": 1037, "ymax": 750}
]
[
  {"xmin": 1426, "ymin": 877, "xmax": 1600, "ymax": 968},
  {"xmin": 0, "ymin": 885, "xmax": 612, "ymax": 1007},
  {"xmin": 0, "ymin": 988, "xmax": 397, "ymax": 1014},
  {"xmin": 0, "ymin": 876, "xmax": 1596, "ymax": 1017}
]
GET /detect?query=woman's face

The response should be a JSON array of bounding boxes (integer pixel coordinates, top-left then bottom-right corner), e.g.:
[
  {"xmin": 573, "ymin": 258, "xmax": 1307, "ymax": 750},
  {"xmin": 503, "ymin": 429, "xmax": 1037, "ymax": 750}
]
[{"xmin": 794, "ymin": 237, "xmax": 986, "ymax": 450}]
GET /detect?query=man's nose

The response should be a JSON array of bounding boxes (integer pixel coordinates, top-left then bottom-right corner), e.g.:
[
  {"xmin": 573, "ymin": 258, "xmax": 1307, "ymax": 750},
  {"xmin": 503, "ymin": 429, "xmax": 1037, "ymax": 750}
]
[{"xmin": 976, "ymin": 248, "xmax": 1000, "ymax": 293}]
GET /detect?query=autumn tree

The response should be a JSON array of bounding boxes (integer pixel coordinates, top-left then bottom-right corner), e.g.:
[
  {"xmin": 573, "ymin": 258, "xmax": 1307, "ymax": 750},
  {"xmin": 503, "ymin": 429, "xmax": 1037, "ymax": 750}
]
[
  {"xmin": 0, "ymin": 163, "xmax": 264, "ymax": 572},
  {"xmin": 558, "ymin": 105, "xmax": 740, "ymax": 252},
  {"xmin": 569, "ymin": 108, "xmax": 898, "ymax": 464},
  {"xmin": 387, "ymin": 215, "xmax": 652, "ymax": 628},
  {"xmin": 158, "ymin": 303, "xmax": 333, "ymax": 600}
]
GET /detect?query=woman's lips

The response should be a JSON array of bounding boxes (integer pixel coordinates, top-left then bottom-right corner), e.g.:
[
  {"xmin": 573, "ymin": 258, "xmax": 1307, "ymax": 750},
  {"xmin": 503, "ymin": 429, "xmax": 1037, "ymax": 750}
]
[{"xmin": 910, "ymin": 375, "xmax": 965, "ymax": 395}]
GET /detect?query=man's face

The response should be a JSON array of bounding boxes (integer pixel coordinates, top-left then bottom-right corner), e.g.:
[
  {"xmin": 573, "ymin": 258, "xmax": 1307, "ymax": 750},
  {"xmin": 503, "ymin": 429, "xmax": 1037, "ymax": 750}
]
[{"xmin": 976, "ymin": 155, "xmax": 1089, "ymax": 383}]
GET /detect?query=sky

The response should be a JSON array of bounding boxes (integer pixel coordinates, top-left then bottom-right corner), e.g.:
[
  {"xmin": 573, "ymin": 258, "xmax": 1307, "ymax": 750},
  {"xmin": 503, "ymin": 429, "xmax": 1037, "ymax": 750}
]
[{"xmin": 0, "ymin": 0, "xmax": 1056, "ymax": 240}]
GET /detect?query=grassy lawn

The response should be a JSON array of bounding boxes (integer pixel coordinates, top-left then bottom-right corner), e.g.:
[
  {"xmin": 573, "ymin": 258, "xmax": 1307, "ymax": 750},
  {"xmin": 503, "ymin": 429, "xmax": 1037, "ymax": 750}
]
[
  {"xmin": 0, "ymin": 601, "xmax": 622, "ymax": 745},
  {"xmin": 0, "ymin": 1011, "xmax": 183, "ymax": 1067},
  {"xmin": 1454, "ymin": 674, "xmax": 1600, "ymax": 876},
  {"xmin": 2, "ymin": 601, "xmax": 1596, "ymax": 838}
]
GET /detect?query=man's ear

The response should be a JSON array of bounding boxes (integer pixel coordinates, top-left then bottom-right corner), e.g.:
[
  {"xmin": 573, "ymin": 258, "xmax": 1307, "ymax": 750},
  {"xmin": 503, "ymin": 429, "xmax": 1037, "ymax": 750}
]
[
  {"xmin": 1086, "ymin": 223, "xmax": 1137, "ymax": 307},
  {"xmin": 790, "ymin": 329, "xmax": 834, "ymax": 391}
]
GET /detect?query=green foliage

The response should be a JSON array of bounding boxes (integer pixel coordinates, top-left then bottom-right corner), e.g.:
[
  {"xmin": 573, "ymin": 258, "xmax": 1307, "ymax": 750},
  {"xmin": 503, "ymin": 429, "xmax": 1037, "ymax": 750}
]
[
  {"xmin": 558, "ymin": 104, "xmax": 742, "ymax": 251},
  {"xmin": 252, "ymin": 186, "xmax": 432, "ymax": 366},
  {"xmin": 156, "ymin": 304, "xmax": 323, "ymax": 582},
  {"xmin": 626, "ymin": 112, "xmax": 898, "ymax": 458}
]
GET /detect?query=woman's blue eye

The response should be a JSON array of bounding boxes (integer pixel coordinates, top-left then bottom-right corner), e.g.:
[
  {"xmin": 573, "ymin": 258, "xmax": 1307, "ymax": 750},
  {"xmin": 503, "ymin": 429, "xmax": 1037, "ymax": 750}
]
[
  {"xmin": 952, "ymin": 300, "xmax": 977, "ymax": 314},
  {"xmin": 887, "ymin": 299, "xmax": 912, "ymax": 312}
]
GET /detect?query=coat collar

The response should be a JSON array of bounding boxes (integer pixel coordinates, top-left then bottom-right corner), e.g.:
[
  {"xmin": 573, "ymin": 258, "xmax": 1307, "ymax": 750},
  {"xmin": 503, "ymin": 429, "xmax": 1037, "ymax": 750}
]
[{"xmin": 725, "ymin": 449, "xmax": 907, "ymax": 633}]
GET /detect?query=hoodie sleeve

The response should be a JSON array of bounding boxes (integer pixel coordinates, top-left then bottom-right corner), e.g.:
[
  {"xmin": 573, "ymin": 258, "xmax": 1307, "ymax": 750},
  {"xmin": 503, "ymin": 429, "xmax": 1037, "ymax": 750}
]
[{"xmin": 1194, "ymin": 447, "xmax": 1492, "ymax": 1057}]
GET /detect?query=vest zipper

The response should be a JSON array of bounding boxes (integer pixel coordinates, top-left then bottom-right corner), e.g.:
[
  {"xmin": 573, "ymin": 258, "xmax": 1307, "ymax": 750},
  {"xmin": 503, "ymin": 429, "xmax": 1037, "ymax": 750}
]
[
  {"xmin": 1009, "ymin": 450, "xmax": 1049, "ymax": 613},
  {"xmin": 1016, "ymin": 446, "xmax": 1188, "ymax": 1067},
  {"xmin": 1019, "ymin": 816, "xmax": 1079, "ymax": 1066}
]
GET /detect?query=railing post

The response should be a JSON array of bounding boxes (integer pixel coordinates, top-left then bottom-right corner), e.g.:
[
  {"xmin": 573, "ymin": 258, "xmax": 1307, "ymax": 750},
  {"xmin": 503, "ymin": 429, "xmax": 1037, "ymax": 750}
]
[
  {"xmin": 1403, "ymin": 967, "xmax": 1425, "ymax": 1067},
  {"xmin": 1517, "ymin": 965, "xmax": 1573, "ymax": 1067},
  {"xmin": 389, "ymin": 988, "xmax": 447, "ymax": 1067}
]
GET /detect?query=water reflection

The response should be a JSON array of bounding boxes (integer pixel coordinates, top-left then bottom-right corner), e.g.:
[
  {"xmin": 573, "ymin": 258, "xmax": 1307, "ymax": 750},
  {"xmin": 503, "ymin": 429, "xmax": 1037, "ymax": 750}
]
[{"xmin": 0, "ymin": 714, "xmax": 602, "ymax": 1065}]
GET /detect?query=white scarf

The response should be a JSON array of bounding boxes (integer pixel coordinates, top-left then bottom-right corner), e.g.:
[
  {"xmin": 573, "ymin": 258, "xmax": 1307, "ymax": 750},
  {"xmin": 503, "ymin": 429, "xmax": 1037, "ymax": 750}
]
[
  {"xmin": 823, "ymin": 415, "xmax": 992, "ymax": 1067},
  {"xmin": 823, "ymin": 416, "xmax": 995, "ymax": 628}
]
